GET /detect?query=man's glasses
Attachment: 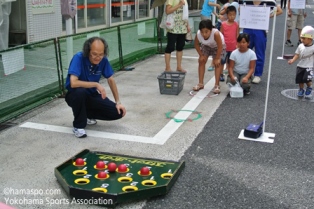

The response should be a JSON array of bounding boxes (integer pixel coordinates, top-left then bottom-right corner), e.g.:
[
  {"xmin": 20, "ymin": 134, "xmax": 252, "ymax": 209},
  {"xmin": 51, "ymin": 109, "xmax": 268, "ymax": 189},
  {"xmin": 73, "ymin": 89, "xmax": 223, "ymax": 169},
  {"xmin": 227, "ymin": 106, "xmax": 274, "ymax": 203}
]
[{"xmin": 90, "ymin": 52, "xmax": 105, "ymax": 59}]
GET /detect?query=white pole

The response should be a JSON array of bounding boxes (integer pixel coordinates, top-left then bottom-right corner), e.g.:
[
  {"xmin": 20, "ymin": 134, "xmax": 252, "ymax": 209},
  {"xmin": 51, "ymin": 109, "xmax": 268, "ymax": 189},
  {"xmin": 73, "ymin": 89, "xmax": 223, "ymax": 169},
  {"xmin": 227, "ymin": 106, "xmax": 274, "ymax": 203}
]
[
  {"xmin": 66, "ymin": 18, "xmax": 73, "ymax": 68},
  {"xmin": 262, "ymin": 7, "xmax": 277, "ymax": 133},
  {"xmin": 281, "ymin": 8, "xmax": 288, "ymax": 57},
  {"xmin": 238, "ymin": 1, "xmax": 276, "ymax": 143},
  {"xmin": 212, "ymin": 0, "xmax": 217, "ymax": 26}
]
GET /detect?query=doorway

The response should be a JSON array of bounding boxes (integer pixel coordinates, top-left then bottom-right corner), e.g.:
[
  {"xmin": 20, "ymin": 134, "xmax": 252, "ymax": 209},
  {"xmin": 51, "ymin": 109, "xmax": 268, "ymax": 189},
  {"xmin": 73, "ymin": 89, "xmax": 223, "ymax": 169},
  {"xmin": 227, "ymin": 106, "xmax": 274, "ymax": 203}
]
[{"xmin": 9, "ymin": 0, "xmax": 26, "ymax": 47}]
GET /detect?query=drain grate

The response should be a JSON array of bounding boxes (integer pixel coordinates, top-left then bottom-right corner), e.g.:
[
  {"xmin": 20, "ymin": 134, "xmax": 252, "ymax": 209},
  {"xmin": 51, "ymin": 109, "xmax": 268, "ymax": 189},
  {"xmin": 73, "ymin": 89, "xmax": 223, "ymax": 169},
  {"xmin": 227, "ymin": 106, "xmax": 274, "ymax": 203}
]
[
  {"xmin": 281, "ymin": 89, "xmax": 314, "ymax": 102},
  {"xmin": 0, "ymin": 122, "xmax": 17, "ymax": 132}
]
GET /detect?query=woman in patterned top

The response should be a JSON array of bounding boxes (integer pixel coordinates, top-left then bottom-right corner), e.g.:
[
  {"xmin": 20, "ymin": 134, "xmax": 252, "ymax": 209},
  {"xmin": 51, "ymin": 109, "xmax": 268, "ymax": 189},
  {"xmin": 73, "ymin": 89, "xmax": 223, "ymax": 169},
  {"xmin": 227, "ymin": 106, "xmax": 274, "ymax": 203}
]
[{"xmin": 164, "ymin": 0, "xmax": 191, "ymax": 73}]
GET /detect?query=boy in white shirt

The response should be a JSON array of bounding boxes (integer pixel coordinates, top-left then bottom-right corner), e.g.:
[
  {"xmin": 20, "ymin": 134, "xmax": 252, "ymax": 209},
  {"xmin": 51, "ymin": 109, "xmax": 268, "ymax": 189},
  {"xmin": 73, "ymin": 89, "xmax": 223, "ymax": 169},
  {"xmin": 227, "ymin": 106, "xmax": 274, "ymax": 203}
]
[{"xmin": 288, "ymin": 25, "xmax": 314, "ymax": 99}]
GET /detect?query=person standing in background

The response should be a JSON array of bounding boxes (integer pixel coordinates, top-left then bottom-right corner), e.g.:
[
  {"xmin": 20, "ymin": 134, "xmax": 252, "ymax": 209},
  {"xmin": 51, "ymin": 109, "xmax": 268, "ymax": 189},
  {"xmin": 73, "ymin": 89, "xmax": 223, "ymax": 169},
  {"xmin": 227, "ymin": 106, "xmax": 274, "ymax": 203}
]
[
  {"xmin": 281, "ymin": 0, "xmax": 287, "ymax": 9},
  {"xmin": 220, "ymin": 5, "xmax": 239, "ymax": 81},
  {"xmin": 241, "ymin": 0, "xmax": 282, "ymax": 84},
  {"xmin": 285, "ymin": 0, "xmax": 307, "ymax": 47},
  {"xmin": 164, "ymin": 0, "xmax": 191, "ymax": 73},
  {"xmin": 201, "ymin": 0, "xmax": 221, "ymax": 20}
]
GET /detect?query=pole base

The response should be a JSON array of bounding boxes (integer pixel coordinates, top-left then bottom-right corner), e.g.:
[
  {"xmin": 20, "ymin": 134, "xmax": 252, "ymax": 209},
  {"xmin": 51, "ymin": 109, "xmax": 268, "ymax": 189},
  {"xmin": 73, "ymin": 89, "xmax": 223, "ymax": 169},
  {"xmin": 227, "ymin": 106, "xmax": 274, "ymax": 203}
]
[
  {"xmin": 238, "ymin": 129, "xmax": 275, "ymax": 143},
  {"xmin": 277, "ymin": 54, "xmax": 294, "ymax": 60}
]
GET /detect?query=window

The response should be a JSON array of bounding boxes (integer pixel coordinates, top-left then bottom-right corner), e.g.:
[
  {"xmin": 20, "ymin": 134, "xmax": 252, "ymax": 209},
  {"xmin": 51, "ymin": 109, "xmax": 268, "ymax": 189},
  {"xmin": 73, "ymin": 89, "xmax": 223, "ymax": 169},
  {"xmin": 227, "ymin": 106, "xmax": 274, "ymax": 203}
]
[
  {"xmin": 86, "ymin": 0, "xmax": 106, "ymax": 27},
  {"xmin": 138, "ymin": 0, "xmax": 149, "ymax": 18},
  {"xmin": 61, "ymin": 0, "xmax": 150, "ymax": 32}
]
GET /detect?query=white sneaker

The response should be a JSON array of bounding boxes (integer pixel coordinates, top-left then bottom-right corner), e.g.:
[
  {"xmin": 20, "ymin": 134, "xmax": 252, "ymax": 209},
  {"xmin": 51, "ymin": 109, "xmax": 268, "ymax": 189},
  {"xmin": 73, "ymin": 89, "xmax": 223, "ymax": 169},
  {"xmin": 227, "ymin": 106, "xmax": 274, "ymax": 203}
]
[
  {"xmin": 73, "ymin": 128, "xmax": 87, "ymax": 138},
  {"xmin": 252, "ymin": 76, "xmax": 261, "ymax": 84},
  {"xmin": 87, "ymin": 118, "xmax": 97, "ymax": 125}
]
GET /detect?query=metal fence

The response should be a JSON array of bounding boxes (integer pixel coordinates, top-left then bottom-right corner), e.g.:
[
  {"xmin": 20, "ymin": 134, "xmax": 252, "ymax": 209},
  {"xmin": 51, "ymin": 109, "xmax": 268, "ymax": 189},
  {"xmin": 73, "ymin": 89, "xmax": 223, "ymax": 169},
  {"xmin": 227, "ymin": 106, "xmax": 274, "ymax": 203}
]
[{"xmin": 0, "ymin": 18, "xmax": 162, "ymax": 123}]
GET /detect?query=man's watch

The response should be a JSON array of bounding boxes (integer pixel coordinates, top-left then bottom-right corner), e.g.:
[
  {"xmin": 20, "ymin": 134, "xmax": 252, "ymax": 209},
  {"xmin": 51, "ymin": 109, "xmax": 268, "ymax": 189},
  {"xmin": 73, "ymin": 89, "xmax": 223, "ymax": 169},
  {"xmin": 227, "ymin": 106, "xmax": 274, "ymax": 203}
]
[{"xmin": 116, "ymin": 101, "xmax": 121, "ymax": 105}]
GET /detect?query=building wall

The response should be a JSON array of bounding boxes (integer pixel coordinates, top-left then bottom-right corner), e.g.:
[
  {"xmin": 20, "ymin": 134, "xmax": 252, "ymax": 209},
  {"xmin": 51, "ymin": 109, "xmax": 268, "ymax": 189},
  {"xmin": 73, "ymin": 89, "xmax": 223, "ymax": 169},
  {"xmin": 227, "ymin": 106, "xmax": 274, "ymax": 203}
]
[{"xmin": 26, "ymin": 0, "xmax": 62, "ymax": 43}]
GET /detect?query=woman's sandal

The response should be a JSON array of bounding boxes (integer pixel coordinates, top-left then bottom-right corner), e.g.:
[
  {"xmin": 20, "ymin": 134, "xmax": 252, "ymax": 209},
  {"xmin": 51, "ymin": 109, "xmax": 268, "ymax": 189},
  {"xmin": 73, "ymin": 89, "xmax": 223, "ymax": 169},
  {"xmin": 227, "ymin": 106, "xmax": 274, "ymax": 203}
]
[
  {"xmin": 176, "ymin": 69, "xmax": 187, "ymax": 73},
  {"xmin": 212, "ymin": 85, "xmax": 220, "ymax": 94},
  {"xmin": 193, "ymin": 84, "xmax": 204, "ymax": 91}
]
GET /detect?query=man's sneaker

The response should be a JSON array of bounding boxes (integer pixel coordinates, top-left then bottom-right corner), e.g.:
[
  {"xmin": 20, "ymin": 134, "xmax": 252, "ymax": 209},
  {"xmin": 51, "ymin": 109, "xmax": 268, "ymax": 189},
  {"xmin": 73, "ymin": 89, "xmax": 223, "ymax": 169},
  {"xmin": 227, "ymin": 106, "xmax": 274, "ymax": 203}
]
[
  {"xmin": 285, "ymin": 40, "xmax": 293, "ymax": 47},
  {"xmin": 87, "ymin": 118, "xmax": 97, "ymax": 125},
  {"xmin": 73, "ymin": 128, "xmax": 87, "ymax": 138},
  {"xmin": 252, "ymin": 76, "xmax": 261, "ymax": 84},
  {"xmin": 305, "ymin": 87, "xmax": 312, "ymax": 99},
  {"xmin": 219, "ymin": 74, "xmax": 225, "ymax": 81},
  {"xmin": 297, "ymin": 88, "xmax": 305, "ymax": 97},
  {"xmin": 297, "ymin": 40, "xmax": 302, "ymax": 45}
]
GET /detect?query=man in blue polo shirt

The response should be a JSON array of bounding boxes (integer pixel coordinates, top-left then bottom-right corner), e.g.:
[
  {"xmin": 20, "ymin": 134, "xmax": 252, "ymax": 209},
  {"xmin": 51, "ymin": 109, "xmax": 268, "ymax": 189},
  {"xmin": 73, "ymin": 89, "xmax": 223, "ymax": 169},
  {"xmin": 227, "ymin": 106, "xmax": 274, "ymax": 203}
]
[{"xmin": 65, "ymin": 37, "xmax": 126, "ymax": 138}]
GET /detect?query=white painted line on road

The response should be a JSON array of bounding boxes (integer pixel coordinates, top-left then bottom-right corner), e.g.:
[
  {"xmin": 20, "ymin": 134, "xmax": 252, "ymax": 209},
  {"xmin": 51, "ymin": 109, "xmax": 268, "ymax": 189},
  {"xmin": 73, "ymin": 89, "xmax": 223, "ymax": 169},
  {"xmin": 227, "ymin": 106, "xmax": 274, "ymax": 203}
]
[
  {"xmin": 20, "ymin": 77, "xmax": 222, "ymax": 145},
  {"xmin": 20, "ymin": 122, "xmax": 157, "ymax": 144},
  {"xmin": 153, "ymin": 77, "xmax": 216, "ymax": 144}
]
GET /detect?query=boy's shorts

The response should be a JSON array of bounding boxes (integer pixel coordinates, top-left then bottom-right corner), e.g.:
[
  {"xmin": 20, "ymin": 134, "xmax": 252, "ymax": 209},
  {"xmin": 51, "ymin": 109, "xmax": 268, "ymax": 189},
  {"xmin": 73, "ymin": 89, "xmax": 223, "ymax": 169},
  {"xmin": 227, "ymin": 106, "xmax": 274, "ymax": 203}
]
[
  {"xmin": 295, "ymin": 66, "xmax": 313, "ymax": 84},
  {"xmin": 201, "ymin": 44, "xmax": 227, "ymax": 64}
]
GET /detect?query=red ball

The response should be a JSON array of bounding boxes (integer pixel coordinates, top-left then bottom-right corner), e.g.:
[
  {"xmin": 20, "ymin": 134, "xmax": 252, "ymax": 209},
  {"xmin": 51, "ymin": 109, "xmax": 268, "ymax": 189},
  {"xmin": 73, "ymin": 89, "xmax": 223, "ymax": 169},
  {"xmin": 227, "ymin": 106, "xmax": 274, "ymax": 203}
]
[
  {"xmin": 75, "ymin": 158, "xmax": 84, "ymax": 166},
  {"xmin": 96, "ymin": 161, "xmax": 105, "ymax": 169},
  {"xmin": 98, "ymin": 171, "xmax": 107, "ymax": 179},
  {"xmin": 107, "ymin": 162, "xmax": 117, "ymax": 172},
  {"xmin": 117, "ymin": 164, "xmax": 127, "ymax": 172},
  {"xmin": 140, "ymin": 167, "xmax": 150, "ymax": 175}
]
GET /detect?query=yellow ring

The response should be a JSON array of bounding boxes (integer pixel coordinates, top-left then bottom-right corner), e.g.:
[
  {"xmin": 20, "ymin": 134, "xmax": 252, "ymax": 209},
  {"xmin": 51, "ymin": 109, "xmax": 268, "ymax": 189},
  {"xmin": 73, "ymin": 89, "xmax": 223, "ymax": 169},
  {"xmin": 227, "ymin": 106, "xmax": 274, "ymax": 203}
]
[
  {"xmin": 73, "ymin": 161, "xmax": 86, "ymax": 166},
  {"xmin": 161, "ymin": 173, "xmax": 173, "ymax": 179},
  {"xmin": 93, "ymin": 164, "xmax": 108, "ymax": 170},
  {"xmin": 116, "ymin": 167, "xmax": 130, "ymax": 173},
  {"xmin": 95, "ymin": 173, "xmax": 110, "ymax": 180},
  {"xmin": 141, "ymin": 180, "xmax": 157, "ymax": 186},
  {"xmin": 137, "ymin": 170, "xmax": 152, "ymax": 176},
  {"xmin": 117, "ymin": 177, "xmax": 133, "ymax": 183},
  {"xmin": 92, "ymin": 188, "xmax": 108, "ymax": 193},
  {"xmin": 74, "ymin": 178, "xmax": 90, "ymax": 185},
  {"xmin": 122, "ymin": 186, "xmax": 138, "ymax": 192},
  {"xmin": 72, "ymin": 170, "xmax": 88, "ymax": 176}
]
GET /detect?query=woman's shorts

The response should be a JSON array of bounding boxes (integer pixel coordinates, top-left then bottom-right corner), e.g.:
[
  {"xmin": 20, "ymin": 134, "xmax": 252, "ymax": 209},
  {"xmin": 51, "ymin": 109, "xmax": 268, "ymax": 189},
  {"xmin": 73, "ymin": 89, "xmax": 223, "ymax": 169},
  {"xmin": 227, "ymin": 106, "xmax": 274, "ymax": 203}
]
[{"xmin": 201, "ymin": 44, "xmax": 227, "ymax": 64}]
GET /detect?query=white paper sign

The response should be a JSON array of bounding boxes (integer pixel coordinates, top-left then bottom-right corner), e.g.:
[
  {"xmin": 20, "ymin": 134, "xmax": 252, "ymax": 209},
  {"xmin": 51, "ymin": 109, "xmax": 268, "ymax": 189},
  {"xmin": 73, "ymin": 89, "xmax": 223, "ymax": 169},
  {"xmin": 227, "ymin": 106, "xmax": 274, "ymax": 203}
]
[
  {"xmin": 290, "ymin": 0, "xmax": 306, "ymax": 9},
  {"xmin": 2, "ymin": 48, "xmax": 25, "ymax": 76},
  {"xmin": 239, "ymin": 5, "xmax": 270, "ymax": 30}
]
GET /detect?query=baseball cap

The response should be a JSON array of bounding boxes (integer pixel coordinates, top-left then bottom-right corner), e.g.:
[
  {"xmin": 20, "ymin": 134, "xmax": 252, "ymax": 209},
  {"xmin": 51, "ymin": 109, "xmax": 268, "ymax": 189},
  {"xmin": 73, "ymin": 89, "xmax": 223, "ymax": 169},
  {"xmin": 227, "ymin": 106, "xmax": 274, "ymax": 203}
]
[{"xmin": 300, "ymin": 26, "xmax": 314, "ymax": 39}]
